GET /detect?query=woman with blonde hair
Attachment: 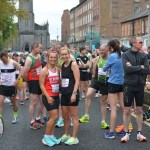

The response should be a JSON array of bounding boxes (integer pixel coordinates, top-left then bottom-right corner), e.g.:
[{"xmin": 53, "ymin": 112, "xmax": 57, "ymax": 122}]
[{"xmin": 59, "ymin": 47, "xmax": 80, "ymax": 145}]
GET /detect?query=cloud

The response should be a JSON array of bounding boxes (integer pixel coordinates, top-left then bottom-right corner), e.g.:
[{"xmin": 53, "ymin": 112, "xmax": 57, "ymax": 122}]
[{"xmin": 33, "ymin": 0, "xmax": 79, "ymax": 39}]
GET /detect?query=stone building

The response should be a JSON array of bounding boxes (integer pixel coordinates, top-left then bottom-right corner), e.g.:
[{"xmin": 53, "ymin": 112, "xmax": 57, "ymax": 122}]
[{"xmin": 13, "ymin": 0, "xmax": 50, "ymax": 52}]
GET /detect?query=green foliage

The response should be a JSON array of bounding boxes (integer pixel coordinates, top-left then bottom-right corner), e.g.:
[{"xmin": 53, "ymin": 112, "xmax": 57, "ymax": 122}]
[{"xmin": 0, "ymin": 0, "xmax": 27, "ymax": 50}]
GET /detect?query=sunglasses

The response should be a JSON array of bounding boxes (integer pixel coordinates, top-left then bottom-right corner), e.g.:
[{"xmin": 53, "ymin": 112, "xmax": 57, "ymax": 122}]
[{"xmin": 134, "ymin": 41, "xmax": 143, "ymax": 44}]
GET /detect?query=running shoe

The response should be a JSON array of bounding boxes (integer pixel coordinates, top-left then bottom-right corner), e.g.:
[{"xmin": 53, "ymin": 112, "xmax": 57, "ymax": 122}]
[
  {"xmin": 42, "ymin": 135, "xmax": 55, "ymax": 147},
  {"xmin": 70, "ymin": 118, "xmax": 73, "ymax": 127},
  {"xmin": 95, "ymin": 93, "xmax": 99, "ymax": 98},
  {"xmin": 12, "ymin": 117, "xmax": 18, "ymax": 124},
  {"xmin": 104, "ymin": 132, "xmax": 115, "ymax": 139},
  {"xmin": 116, "ymin": 129, "xmax": 125, "ymax": 136},
  {"xmin": 43, "ymin": 117, "xmax": 48, "ymax": 125},
  {"xmin": 101, "ymin": 121, "xmax": 109, "ymax": 129},
  {"xmin": 59, "ymin": 134, "xmax": 70, "ymax": 143},
  {"xmin": 137, "ymin": 134, "xmax": 147, "ymax": 142},
  {"xmin": 9, "ymin": 102, "xmax": 13, "ymax": 106},
  {"xmin": 79, "ymin": 115, "xmax": 89, "ymax": 123},
  {"xmin": 128, "ymin": 123, "xmax": 133, "ymax": 132},
  {"xmin": 25, "ymin": 96, "xmax": 29, "ymax": 100},
  {"xmin": 64, "ymin": 137, "xmax": 79, "ymax": 145},
  {"xmin": 81, "ymin": 93, "xmax": 86, "ymax": 99},
  {"xmin": 56, "ymin": 118, "xmax": 64, "ymax": 128},
  {"xmin": 20, "ymin": 101, "xmax": 24, "ymax": 105},
  {"xmin": 30, "ymin": 122, "xmax": 41, "ymax": 129},
  {"xmin": 115, "ymin": 124, "xmax": 124, "ymax": 132},
  {"xmin": 107, "ymin": 104, "xmax": 110, "ymax": 110},
  {"xmin": 36, "ymin": 119, "xmax": 44, "ymax": 126},
  {"xmin": 50, "ymin": 136, "xmax": 61, "ymax": 144},
  {"xmin": 4, "ymin": 97, "xmax": 11, "ymax": 103},
  {"xmin": 16, "ymin": 96, "xmax": 19, "ymax": 100},
  {"xmin": 121, "ymin": 134, "xmax": 129, "ymax": 143}
]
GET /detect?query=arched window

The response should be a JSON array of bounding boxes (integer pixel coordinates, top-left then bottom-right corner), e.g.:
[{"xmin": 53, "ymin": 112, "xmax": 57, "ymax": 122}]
[{"xmin": 25, "ymin": 43, "xmax": 29, "ymax": 51}]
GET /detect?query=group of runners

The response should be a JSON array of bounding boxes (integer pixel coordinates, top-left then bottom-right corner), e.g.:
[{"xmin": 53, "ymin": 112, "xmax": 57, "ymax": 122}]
[{"xmin": 0, "ymin": 36, "xmax": 149, "ymax": 147}]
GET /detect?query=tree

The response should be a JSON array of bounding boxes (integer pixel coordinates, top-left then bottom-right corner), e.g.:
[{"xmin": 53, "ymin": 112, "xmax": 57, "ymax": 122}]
[{"xmin": 0, "ymin": 0, "xmax": 27, "ymax": 50}]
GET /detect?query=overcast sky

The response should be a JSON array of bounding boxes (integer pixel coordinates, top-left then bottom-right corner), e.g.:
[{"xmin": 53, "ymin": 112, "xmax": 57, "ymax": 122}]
[{"xmin": 33, "ymin": 0, "xmax": 79, "ymax": 40}]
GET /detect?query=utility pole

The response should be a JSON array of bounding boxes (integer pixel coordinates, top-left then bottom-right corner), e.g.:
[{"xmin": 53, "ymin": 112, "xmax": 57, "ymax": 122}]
[{"xmin": 90, "ymin": 25, "xmax": 93, "ymax": 51}]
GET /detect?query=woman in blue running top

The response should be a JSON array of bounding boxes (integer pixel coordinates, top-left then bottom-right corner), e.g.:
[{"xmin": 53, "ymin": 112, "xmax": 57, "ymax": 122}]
[
  {"xmin": 59, "ymin": 47, "xmax": 80, "ymax": 145},
  {"xmin": 103, "ymin": 39, "xmax": 124, "ymax": 139}
]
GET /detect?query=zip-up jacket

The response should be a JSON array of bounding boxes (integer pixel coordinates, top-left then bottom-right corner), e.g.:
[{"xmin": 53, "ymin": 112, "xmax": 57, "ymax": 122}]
[{"xmin": 122, "ymin": 50, "xmax": 149, "ymax": 85}]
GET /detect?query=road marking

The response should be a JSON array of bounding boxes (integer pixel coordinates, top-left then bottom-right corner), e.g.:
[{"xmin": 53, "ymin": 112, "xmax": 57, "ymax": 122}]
[{"xmin": 131, "ymin": 112, "xmax": 150, "ymax": 127}]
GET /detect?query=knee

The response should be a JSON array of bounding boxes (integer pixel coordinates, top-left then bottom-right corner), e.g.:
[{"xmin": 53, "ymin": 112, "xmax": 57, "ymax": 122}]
[
  {"xmin": 30, "ymin": 99, "xmax": 37, "ymax": 105},
  {"xmin": 0, "ymin": 100, "xmax": 4, "ymax": 105},
  {"xmin": 136, "ymin": 107, "xmax": 143, "ymax": 115},
  {"xmin": 63, "ymin": 114, "xmax": 69, "ymax": 120},
  {"xmin": 101, "ymin": 98, "xmax": 107, "ymax": 104},
  {"xmin": 51, "ymin": 115, "xmax": 59, "ymax": 122},
  {"xmin": 124, "ymin": 108, "xmax": 130, "ymax": 116},
  {"xmin": 86, "ymin": 93, "xmax": 92, "ymax": 100}
]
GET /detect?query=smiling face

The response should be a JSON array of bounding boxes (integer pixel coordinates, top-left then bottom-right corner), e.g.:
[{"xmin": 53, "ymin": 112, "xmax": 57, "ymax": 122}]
[
  {"xmin": 60, "ymin": 49, "xmax": 70, "ymax": 62},
  {"xmin": 1, "ymin": 56, "xmax": 9, "ymax": 64},
  {"xmin": 47, "ymin": 52, "xmax": 58, "ymax": 65}
]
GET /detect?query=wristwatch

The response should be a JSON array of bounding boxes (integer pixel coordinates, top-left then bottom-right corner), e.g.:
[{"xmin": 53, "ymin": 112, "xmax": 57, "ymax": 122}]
[{"xmin": 73, "ymin": 91, "xmax": 77, "ymax": 95}]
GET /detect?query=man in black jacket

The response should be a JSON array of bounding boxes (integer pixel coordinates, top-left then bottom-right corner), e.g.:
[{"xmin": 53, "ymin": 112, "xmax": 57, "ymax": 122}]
[{"xmin": 121, "ymin": 36, "xmax": 148, "ymax": 143}]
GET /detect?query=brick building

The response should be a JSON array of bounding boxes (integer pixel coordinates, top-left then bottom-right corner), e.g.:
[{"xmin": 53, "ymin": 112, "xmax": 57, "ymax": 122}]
[
  {"xmin": 62, "ymin": 0, "xmax": 144, "ymax": 49},
  {"xmin": 121, "ymin": 0, "xmax": 149, "ymax": 46},
  {"xmin": 61, "ymin": 9, "xmax": 70, "ymax": 44}
]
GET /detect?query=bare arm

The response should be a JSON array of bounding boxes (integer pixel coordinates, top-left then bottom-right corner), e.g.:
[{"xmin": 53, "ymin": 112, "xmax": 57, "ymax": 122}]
[
  {"xmin": 92, "ymin": 57, "xmax": 99, "ymax": 78},
  {"xmin": 22, "ymin": 57, "xmax": 32, "ymax": 81},
  {"xmin": 71, "ymin": 61, "xmax": 80, "ymax": 94},
  {"xmin": 39, "ymin": 68, "xmax": 49, "ymax": 98},
  {"xmin": 13, "ymin": 60, "xmax": 22, "ymax": 79}
]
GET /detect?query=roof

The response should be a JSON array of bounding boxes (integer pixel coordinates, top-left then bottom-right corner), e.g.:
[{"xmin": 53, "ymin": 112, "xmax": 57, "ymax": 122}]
[
  {"xmin": 70, "ymin": 0, "xmax": 87, "ymax": 12},
  {"xmin": 121, "ymin": 8, "xmax": 148, "ymax": 23},
  {"xmin": 34, "ymin": 23, "xmax": 48, "ymax": 30}
]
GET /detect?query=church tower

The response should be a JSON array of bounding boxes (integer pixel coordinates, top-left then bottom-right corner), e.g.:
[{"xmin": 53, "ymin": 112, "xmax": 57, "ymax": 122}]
[
  {"xmin": 15, "ymin": 0, "xmax": 50, "ymax": 51},
  {"xmin": 19, "ymin": 0, "xmax": 35, "ymax": 51}
]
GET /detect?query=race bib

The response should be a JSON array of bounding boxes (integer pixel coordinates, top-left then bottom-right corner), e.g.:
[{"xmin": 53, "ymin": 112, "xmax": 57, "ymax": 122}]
[
  {"xmin": 1, "ymin": 74, "xmax": 12, "ymax": 82},
  {"xmin": 61, "ymin": 78, "xmax": 69, "ymax": 87},
  {"xmin": 52, "ymin": 84, "xmax": 59, "ymax": 93},
  {"xmin": 36, "ymin": 66, "xmax": 42, "ymax": 75},
  {"xmin": 98, "ymin": 68, "xmax": 107, "ymax": 76}
]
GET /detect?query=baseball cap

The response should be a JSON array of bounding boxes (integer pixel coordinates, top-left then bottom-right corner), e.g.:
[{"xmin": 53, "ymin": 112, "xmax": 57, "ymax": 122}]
[{"xmin": 13, "ymin": 52, "xmax": 19, "ymax": 57}]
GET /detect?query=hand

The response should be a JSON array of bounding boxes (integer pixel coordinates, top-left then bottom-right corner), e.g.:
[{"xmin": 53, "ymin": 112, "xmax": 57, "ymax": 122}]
[
  {"xmin": 126, "ymin": 62, "xmax": 132, "ymax": 66},
  {"xmin": 141, "ymin": 65, "xmax": 144, "ymax": 69},
  {"xmin": 76, "ymin": 58, "xmax": 81, "ymax": 61},
  {"xmin": 70, "ymin": 94, "xmax": 76, "ymax": 103},
  {"xmin": 14, "ymin": 80, "xmax": 19, "ymax": 87},
  {"xmin": 47, "ymin": 97, "xmax": 54, "ymax": 105}
]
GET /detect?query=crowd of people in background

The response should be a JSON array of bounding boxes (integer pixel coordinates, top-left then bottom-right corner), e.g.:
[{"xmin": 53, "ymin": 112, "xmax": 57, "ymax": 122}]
[{"xmin": 0, "ymin": 36, "xmax": 149, "ymax": 147}]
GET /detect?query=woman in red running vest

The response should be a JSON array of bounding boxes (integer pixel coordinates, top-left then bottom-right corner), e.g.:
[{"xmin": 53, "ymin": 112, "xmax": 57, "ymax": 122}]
[{"xmin": 39, "ymin": 52, "xmax": 61, "ymax": 147}]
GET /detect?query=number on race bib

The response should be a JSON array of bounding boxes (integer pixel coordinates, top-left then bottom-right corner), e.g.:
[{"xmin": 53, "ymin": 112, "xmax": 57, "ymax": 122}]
[
  {"xmin": 61, "ymin": 79, "xmax": 69, "ymax": 87},
  {"xmin": 36, "ymin": 66, "xmax": 42, "ymax": 75},
  {"xmin": 98, "ymin": 68, "xmax": 107, "ymax": 76},
  {"xmin": 52, "ymin": 84, "xmax": 59, "ymax": 93}
]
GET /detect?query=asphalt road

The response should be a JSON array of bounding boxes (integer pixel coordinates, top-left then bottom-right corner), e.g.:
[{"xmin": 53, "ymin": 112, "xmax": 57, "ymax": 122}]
[{"xmin": 0, "ymin": 96, "xmax": 149, "ymax": 150}]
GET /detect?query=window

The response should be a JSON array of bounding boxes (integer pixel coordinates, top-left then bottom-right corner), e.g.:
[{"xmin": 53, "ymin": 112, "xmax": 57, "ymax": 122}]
[
  {"xmin": 145, "ymin": 19, "xmax": 148, "ymax": 33},
  {"xmin": 128, "ymin": 24, "xmax": 130, "ymax": 35},
  {"xmin": 112, "ymin": 6, "xmax": 119, "ymax": 18},
  {"xmin": 142, "ymin": 20, "xmax": 144, "ymax": 34}
]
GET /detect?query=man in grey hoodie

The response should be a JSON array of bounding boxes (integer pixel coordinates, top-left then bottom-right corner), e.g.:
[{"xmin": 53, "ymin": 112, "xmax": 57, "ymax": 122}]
[{"xmin": 121, "ymin": 36, "xmax": 149, "ymax": 143}]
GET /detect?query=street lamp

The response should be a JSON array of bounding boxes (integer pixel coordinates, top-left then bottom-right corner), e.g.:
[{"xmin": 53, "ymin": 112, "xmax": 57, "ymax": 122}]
[
  {"xmin": 9, "ymin": 26, "xmax": 13, "ymax": 51},
  {"xmin": 90, "ymin": 25, "xmax": 93, "ymax": 51}
]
